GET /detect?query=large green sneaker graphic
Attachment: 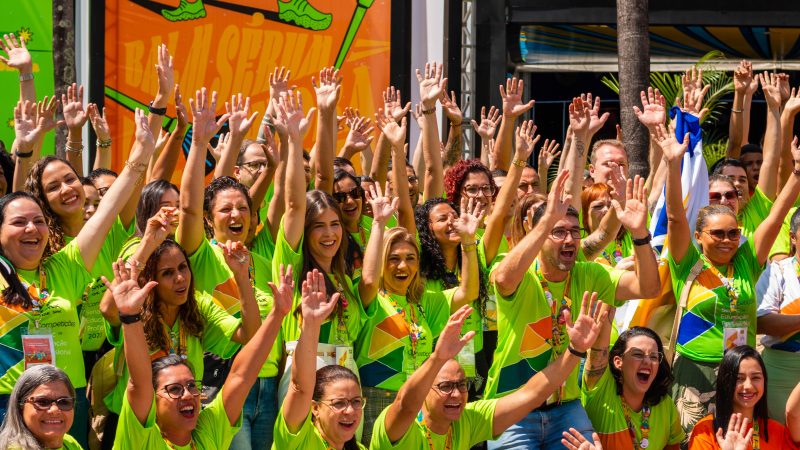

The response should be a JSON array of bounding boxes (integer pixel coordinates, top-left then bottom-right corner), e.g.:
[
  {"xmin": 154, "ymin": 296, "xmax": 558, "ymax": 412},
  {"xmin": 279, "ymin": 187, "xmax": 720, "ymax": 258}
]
[
  {"xmin": 278, "ymin": 0, "xmax": 332, "ymax": 31},
  {"xmin": 161, "ymin": 0, "xmax": 207, "ymax": 22}
]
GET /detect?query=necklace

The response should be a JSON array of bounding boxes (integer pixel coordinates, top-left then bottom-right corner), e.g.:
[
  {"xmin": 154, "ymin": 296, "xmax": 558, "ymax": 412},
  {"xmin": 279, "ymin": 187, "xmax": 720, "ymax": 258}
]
[
  {"xmin": 163, "ymin": 436, "xmax": 196, "ymax": 449},
  {"xmin": 702, "ymin": 256, "xmax": 738, "ymax": 312},
  {"xmin": 385, "ymin": 291, "xmax": 424, "ymax": 371},
  {"xmin": 621, "ymin": 397, "xmax": 651, "ymax": 449}
]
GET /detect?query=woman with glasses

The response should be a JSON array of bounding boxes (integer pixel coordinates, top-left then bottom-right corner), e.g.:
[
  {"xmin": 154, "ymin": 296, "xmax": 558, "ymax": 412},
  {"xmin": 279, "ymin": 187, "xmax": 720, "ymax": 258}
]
[
  {"xmin": 0, "ymin": 365, "xmax": 81, "ymax": 449},
  {"xmin": 273, "ymin": 269, "xmax": 367, "ymax": 450},
  {"xmin": 106, "ymin": 254, "xmax": 292, "ymax": 450},
  {"xmin": 582, "ymin": 322, "xmax": 683, "ymax": 449},
  {"xmin": 332, "ymin": 169, "xmax": 369, "ymax": 276},
  {"xmin": 655, "ymin": 124, "xmax": 800, "ymax": 437},
  {"xmin": 370, "ymin": 293, "xmax": 604, "ymax": 450},
  {"xmin": 688, "ymin": 345, "xmax": 800, "ymax": 449}
]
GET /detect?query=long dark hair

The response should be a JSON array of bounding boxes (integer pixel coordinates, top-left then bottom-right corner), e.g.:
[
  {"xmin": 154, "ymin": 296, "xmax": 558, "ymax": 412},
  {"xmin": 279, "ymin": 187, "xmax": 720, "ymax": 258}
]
[
  {"xmin": 139, "ymin": 240, "xmax": 204, "ymax": 351},
  {"xmin": 714, "ymin": 345, "xmax": 770, "ymax": 442},
  {"xmin": 24, "ymin": 156, "xmax": 81, "ymax": 255},
  {"xmin": 0, "ymin": 192, "xmax": 49, "ymax": 308},
  {"xmin": 136, "ymin": 179, "xmax": 179, "ymax": 236},
  {"xmin": 415, "ymin": 197, "xmax": 489, "ymax": 320},
  {"xmin": 333, "ymin": 169, "xmax": 365, "ymax": 275},
  {"xmin": 609, "ymin": 327, "xmax": 672, "ymax": 407},
  {"xmin": 313, "ymin": 365, "xmax": 361, "ymax": 450}
]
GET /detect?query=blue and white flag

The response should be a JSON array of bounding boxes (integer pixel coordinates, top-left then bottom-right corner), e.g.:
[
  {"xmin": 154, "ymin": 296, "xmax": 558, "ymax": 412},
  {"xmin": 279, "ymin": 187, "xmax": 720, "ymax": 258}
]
[{"xmin": 649, "ymin": 107, "xmax": 708, "ymax": 254}]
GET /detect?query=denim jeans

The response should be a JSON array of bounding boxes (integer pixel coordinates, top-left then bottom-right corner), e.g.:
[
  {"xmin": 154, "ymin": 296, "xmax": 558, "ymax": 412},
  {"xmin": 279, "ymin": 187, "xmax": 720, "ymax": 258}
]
[
  {"xmin": 229, "ymin": 377, "xmax": 278, "ymax": 450},
  {"xmin": 487, "ymin": 400, "xmax": 594, "ymax": 450}
]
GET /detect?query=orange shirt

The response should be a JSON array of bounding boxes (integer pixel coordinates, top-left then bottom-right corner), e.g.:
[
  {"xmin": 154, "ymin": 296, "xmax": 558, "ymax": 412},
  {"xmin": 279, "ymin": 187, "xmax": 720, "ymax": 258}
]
[{"xmin": 689, "ymin": 414, "xmax": 798, "ymax": 450}]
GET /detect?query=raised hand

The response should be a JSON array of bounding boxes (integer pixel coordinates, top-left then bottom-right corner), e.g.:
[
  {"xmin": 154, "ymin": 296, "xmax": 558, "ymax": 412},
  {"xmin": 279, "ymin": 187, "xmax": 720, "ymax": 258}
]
[
  {"xmin": 375, "ymin": 109, "xmax": 407, "ymax": 149},
  {"xmin": 268, "ymin": 264, "xmax": 294, "ymax": 318},
  {"xmin": 275, "ymin": 90, "xmax": 316, "ymax": 139},
  {"xmin": 439, "ymin": 90, "xmax": 463, "ymax": 124},
  {"xmin": 715, "ymin": 413, "xmax": 753, "ymax": 450},
  {"xmin": 568, "ymin": 97, "xmax": 592, "ymax": 139},
  {"xmin": 778, "ymin": 73, "xmax": 791, "ymax": 104},
  {"xmin": 565, "ymin": 292, "xmax": 607, "ymax": 355},
  {"xmin": 678, "ymin": 67, "xmax": 710, "ymax": 118},
  {"xmin": 13, "ymin": 100, "xmax": 42, "ymax": 148},
  {"xmin": 545, "ymin": 169, "xmax": 573, "ymax": 220},
  {"xmin": 471, "ymin": 106, "xmax": 501, "ymax": 140},
  {"xmin": 87, "ymin": 103, "xmax": 111, "ymax": 142},
  {"xmin": 500, "ymin": 77, "xmax": 535, "ymax": 118},
  {"xmin": 514, "ymin": 120, "xmax": 540, "ymax": 161},
  {"xmin": 383, "ymin": 86, "xmax": 411, "ymax": 122},
  {"xmin": 416, "ymin": 62, "xmax": 447, "ymax": 107},
  {"xmin": 633, "ymin": 87, "xmax": 666, "ymax": 130},
  {"xmin": 208, "ymin": 132, "xmax": 230, "ymax": 162},
  {"xmin": 35, "ymin": 96, "xmax": 60, "ymax": 135},
  {"xmin": 758, "ymin": 72, "xmax": 783, "ymax": 109},
  {"xmin": 226, "ymin": 93, "xmax": 259, "ymax": 138},
  {"xmin": 300, "ymin": 269, "xmax": 340, "ymax": 326},
  {"xmin": 652, "ymin": 124, "xmax": 689, "ymax": 163},
  {"xmin": 312, "ymin": 66, "xmax": 341, "ymax": 113},
  {"xmin": 562, "ymin": 428, "xmax": 604, "ymax": 450},
  {"xmin": 101, "ymin": 258, "xmax": 158, "ymax": 316},
  {"xmin": 155, "ymin": 44, "xmax": 175, "ymax": 102},
  {"xmin": 606, "ymin": 162, "xmax": 627, "ymax": 204},
  {"xmin": 733, "ymin": 60, "xmax": 753, "ymax": 95},
  {"xmin": 61, "ymin": 83, "xmax": 89, "ymax": 132},
  {"xmin": 269, "ymin": 66, "xmax": 292, "ymax": 101},
  {"xmin": 344, "ymin": 114, "xmax": 375, "ymax": 152},
  {"xmin": 0, "ymin": 33, "xmax": 32, "ymax": 72},
  {"xmin": 411, "ymin": 104, "xmax": 425, "ymax": 129},
  {"xmin": 175, "ymin": 85, "xmax": 188, "ymax": 129},
  {"xmin": 218, "ymin": 239, "xmax": 251, "ymax": 274},
  {"xmin": 453, "ymin": 197, "xmax": 485, "ymax": 239},
  {"xmin": 537, "ymin": 138, "xmax": 561, "ymax": 171},
  {"xmin": 366, "ymin": 182, "xmax": 399, "ymax": 226},
  {"xmin": 612, "ymin": 176, "xmax": 649, "ymax": 237},
  {"xmin": 790, "ymin": 136, "xmax": 800, "ymax": 163},
  {"xmin": 142, "ymin": 206, "xmax": 178, "ymax": 246},
  {"xmin": 189, "ymin": 88, "xmax": 229, "ymax": 145},
  {"xmin": 431, "ymin": 305, "xmax": 476, "ymax": 361},
  {"xmin": 133, "ymin": 108, "xmax": 155, "ymax": 148},
  {"xmin": 582, "ymin": 93, "xmax": 609, "ymax": 136}
]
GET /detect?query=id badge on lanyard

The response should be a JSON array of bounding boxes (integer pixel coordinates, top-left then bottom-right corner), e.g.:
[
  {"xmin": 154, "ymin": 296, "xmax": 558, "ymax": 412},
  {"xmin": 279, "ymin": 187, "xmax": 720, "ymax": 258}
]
[
  {"xmin": 457, "ymin": 339, "xmax": 476, "ymax": 378},
  {"xmin": 22, "ymin": 323, "xmax": 56, "ymax": 370}
]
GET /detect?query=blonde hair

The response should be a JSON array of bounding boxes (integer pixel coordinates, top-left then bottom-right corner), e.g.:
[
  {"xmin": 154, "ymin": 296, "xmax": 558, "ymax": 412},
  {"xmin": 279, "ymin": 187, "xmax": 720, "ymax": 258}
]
[{"xmin": 380, "ymin": 227, "xmax": 425, "ymax": 304}]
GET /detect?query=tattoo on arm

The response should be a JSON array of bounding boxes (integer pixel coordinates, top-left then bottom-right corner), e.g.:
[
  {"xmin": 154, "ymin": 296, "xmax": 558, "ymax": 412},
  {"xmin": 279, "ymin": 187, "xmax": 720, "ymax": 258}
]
[
  {"xmin": 575, "ymin": 140, "xmax": 586, "ymax": 158},
  {"xmin": 581, "ymin": 230, "xmax": 608, "ymax": 257}
]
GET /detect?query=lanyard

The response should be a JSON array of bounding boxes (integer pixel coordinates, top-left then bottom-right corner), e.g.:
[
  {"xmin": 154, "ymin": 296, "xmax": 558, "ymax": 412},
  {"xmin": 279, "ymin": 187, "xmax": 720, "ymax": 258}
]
[
  {"xmin": 621, "ymin": 398, "xmax": 650, "ymax": 449},
  {"xmin": 535, "ymin": 267, "xmax": 571, "ymax": 349},
  {"xmin": 328, "ymin": 275, "xmax": 351, "ymax": 344},
  {"xmin": 358, "ymin": 224, "xmax": 367, "ymax": 251},
  {"xmin": 752, "ymin": 421, "xmax": 760, "ymax": 450},
  {"xmin": 601, "ymin": 242, "xmax": 624, "ymax": 266},
  {"xmin": 417, "ymin": 417, "xmax": 452, "ymax": 450},
  {"xmin": 385, "ymin": 291, "xmax": 424, "ymax": 370},
  {"xmin": 17, "ymin": 265, "xmax": 50, "ymax": 328},
  {"xmin": 163, "ymin": 436, "xmax": 196, "ymax": 450},
  {"xmin": 152, "ymin": 320, "xmax": 187, "ymax": 361},
  {"xmin": 701, "ymin": 256, "xmax": 738, "ymax": 312}
]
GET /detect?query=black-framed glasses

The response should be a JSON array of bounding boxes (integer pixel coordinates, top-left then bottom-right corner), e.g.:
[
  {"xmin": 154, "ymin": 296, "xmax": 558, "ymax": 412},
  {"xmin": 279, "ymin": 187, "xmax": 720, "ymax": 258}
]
[
  {"xmin": 462, "ymin": 184, "xmax": 495, "ymax": 197},
  {"xmin": 333, "ymin": 186, "xmax": 365, "ymax": 203},
  {"xmin": 624, "ymin": 348, "xmax": 664, "ymax": 364},
  {"xmin": 316, "ymin": 396, "xmax": 367, "ymax": 412},
  {"xmin": 550, "ymin": 227, "xmax": 582, "ymax": 241},
  {"xmin": 407, "ymin": 175, "xmax": 419, "ymax": 184},
  {"xmin": 241, "ymin": 160, "xmax": 268, "ymax": 172},
  {"xmin": 702, "ymin": 228, "xmax": 741, "ymax": 242},
  {"xmin": 160, "ymin": 380, "xmax": 202, "ymax": 399},
  {"xmin": 23, "ymin": 396, "xmax": 75, "ymax": 411},
  {"xmin": 517, "ymin": 181, "xmax": 538, "ymax": 193},
  {"xmin": 432, "ymin": 379, "xmax": 470, "ymax": 395},
  {"xmin": 708, "ymin": 190, "xmax": 739, "ymax": 202}
]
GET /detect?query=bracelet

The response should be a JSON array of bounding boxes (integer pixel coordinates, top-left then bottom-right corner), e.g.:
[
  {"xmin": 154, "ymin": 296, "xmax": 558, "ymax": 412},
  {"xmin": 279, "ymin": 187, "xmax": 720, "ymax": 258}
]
[
  {"xmin": 97, "ymin": 138, "xmax": 112, "ymax": 148},
  {"xmin": 14, "ymin": 149, "xmax": 33, "ymax": 158},
  {"xmin": 632, "ymin": 233, "xmax": 652, "ymax": 246},
  {"xmin": 148, "ymin": 101, "xmax": 167, "ymax": 115},
  {"xmin": 65, "ymin": 142, "xmax": 84, "ymax": 154},
  {"xmin": 124, "ymin": 160, "xmax": 148, "ymax": 173},
  {"xmin": 451, "ymin": 121, "xmax": 463, "ymax": 127},
  {"xmin": 731, "ymin": 108, "xmax": 743, "ymax": 113},
  {"xmin": 118, "ymin": 311, "xmax": 142, "ymax": 325},
  {"xmin": 421, "ymin": 107, "xmax": 436, "ymax": 115},
  {"xmin": 568, "ymin": 346, "xmax": 587, "ymax": 358},
  {"xmin": 793, "ymin": 160, "xmax": 800, "ymax": 176},
  {"xmin": 512, "ymin": 158, "xmax": 527, "ymax": 168},
  {"xmin": 461, "ymin": 241, "xmax": 477, "ymax": 252},
  {"xmin": 19, "ymin": 73, "xmax": 33, "ymax": 82}
]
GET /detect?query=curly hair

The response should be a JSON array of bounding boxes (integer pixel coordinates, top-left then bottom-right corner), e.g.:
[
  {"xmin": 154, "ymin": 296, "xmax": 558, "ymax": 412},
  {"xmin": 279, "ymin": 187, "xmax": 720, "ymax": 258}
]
[
  {"xmin": 203, "ymin": 176, "xmax": 253, "ymax": 239},
  {"xmin": 415, "ymin": 198, "xmax": 489, "ymax": 320},
  {"xmin": 24, "ymin": 156, "xmax": 82, "ymax": 255},
  {"xmin": 609, "ymin": 327, "xmax": 672, "ymax": 407},
  {"xmin": 443, "ymin": 159, "xmax": 497, "ymax": 206},
  {"xmin": 138, "ymin": 240, "xmax": 204, "ymax": 352}
]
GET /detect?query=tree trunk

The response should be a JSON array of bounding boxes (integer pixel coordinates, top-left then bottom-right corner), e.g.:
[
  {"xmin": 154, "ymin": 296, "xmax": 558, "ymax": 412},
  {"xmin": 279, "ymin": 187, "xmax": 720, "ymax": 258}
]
[
  {"xmin": 616, "ymin": 0, "xmax": 650, "ymax": 179},
  {"xmin": 53, "ymin": 0, "xmax": 76, "ymax": 158}
]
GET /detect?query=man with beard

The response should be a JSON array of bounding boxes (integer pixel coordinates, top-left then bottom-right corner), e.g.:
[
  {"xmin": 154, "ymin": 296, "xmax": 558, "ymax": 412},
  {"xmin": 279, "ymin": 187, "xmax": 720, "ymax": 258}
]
[{"xmin": 486, "ymin": 170, "xmax": 659, "ymax": 450}]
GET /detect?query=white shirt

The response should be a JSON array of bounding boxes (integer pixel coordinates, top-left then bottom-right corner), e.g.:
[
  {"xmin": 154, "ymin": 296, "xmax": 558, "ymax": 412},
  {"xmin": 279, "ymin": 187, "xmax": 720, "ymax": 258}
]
[{"xmin": 755, "ymin": 257, "xmax": 800, "ymax": 351}]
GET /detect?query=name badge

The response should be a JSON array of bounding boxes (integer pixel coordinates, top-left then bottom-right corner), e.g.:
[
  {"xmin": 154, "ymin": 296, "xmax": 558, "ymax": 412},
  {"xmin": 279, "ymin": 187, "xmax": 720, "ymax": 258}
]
[
  {"xmin": 22, "ymin": 333, "xmax": 56, "ymax": 370},
  {"xmin": 723, "ymin": 327, "xmax": 746, "ymax": 350}
]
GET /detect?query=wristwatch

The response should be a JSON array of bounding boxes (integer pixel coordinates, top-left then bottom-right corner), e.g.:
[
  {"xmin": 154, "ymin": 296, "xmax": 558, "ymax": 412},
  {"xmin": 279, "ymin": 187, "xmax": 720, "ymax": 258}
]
[
  {"xmin": 148, "ymin": 101, "xmax": 167, "ymax": 115},
  {"xmin": 118, "ymin": 311, "xmax": 142, "ymax": 324},
  {"xmin": 632, "ymin": 233, "xmax": 652, "ymax": 246}
]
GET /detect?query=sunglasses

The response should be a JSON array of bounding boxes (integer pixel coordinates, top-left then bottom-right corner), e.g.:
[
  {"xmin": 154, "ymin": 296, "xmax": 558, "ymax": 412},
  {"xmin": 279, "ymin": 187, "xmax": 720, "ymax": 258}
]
[
  {"xmin": 160, "ymin": 381, "xmax": 202, "ymax": 399},
  {"xmin": 333, "ymin": 186, "xmax": 364, "ymax": 203},
  {"xmin": 708, "ymin": 190, "xmax": 739, "ymax": 202},
  {"xmin": 23, "ymin": 396, "xmax": 75, "ymax": 411},
  {"xmin": 702, "ymin": 228, "xmax": 741, "ymax": 242}
]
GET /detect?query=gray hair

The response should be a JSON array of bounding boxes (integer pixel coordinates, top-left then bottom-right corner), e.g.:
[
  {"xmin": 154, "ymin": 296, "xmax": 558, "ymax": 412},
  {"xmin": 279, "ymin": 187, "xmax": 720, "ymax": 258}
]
[{"xmin": 0, "ymin": 365, "xmax": 75, "ymax": 450}]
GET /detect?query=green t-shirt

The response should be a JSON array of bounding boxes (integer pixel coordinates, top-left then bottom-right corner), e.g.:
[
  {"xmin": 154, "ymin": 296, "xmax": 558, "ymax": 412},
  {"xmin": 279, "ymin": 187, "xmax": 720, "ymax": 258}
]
[
  {"xmin": 667, "ymin": 241, "xmax": 761, "ymax": 363},
  {"xmin": 355, "ymin": 289, "xmax": 452, "ymax": 391},
  {"xmin": 271, "ymin": 407, "xmax": 367, "ymax": 450},
  {"xmin": 113, "ymin": 387, "xmax": 241, "ymax": 450},
  {"xmin": 581, "ymin": 369, "xmax": 684, "ymax": 450},
  {"xmin": 103, "ymin": 291, "xmax": 241, "ymax": 414},
  {"xmin": 0, "ymin": 241, "xmax": 94, "ymax": 393},
  {"xmin": 188, "ymin": 237, "xmax": 281, "ymax": 378},
  {"xmin": 485, "ymin": 260, "xmax": 623, "ymax": 400},
  {"xmin": 7, "ymin": 434, "xmax": 82, "ymax": 450},
  {"xmin": 273, "ymin": 218, "xmax": 365, "ymax": 345},
  {"xmin": 251, "ymin": 222, "xmax": 276, "ymax": 262},
  {"xmin": 741, "ymin": 186, "xmax": 791, "ymax": 259},
  {"xmin": 369, "ymin": 399, "xmax": 498, "ymax": 450}
]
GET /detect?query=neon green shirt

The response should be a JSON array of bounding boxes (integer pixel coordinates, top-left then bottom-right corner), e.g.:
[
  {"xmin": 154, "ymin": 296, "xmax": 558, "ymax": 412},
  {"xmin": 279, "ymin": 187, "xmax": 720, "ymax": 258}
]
[
  {"xmin": 251, "ymin": 222, "xmax": 276, "ymax": 261},
  {"xmin": 355, "ymin": 289, "xmax": 452, "ymax": 391},
  {"xmin": 485, "ymin": 261, "xmax": 623, "ymax": 400},
  {"xmin": 7, "ymin": 434, "xmax": 82, "ymax": 449},
  {"xmin": 369, "ymin": 399, "xmax": 498, "ymax": 449},
  {"xmin": 741, "ymin": 187, "xmax": 791, "ymax": 259},
  {"xmin": 581, "ymin": 369, "xmax": 684, "ymax": 450},
  {"xmin": 103, "ymin": 291, "xmax": 241, "ymax": 414},
  {"xmin": 112, "ymin": 387, "xmax": 241, "ymax": 450},
  {"xmin": 667, "ymin": 241, "xmax": 761, "ymax": 363},
  {"xmin": 271, "ymin": 407, "xmax": 367, "ymax": 450},
  {"xmin": 0, "ymin": 241, "xmax": 94, "ymax": 393}
]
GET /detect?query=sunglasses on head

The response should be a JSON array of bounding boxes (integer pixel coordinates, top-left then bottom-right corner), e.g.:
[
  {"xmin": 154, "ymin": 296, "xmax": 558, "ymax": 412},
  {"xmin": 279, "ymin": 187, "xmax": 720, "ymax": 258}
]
[
  {"xmin": 708, "ymin": 190, "xmax": 739, "ymax": 202},
  {"xmin": 333, "ymin": 186, "xmax": 365, "ymax": 203},
  {"xmin": 22, "ymin": 396, "xmax": 75, "ymax": 411}
]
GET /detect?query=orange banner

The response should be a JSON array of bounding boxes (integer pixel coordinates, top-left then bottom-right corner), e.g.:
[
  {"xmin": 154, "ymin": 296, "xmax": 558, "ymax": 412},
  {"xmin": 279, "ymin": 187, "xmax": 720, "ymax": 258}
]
[{"xmin": 104, "ymin": 0, "xmax": 391, "ymax": 182}]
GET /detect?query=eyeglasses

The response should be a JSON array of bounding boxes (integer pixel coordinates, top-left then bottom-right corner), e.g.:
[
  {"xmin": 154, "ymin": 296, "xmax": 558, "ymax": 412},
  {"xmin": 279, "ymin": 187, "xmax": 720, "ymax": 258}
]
[
  {"xmin": 333, "ymin": 186, "xmax": 365, "ymax": 203},
  {"xmin": 708, "ymin": 190, "xmax": 739, "ymax": 202},
  {"xmin": 241, "ymin": 160, "xmax": 268, "ymax": 172},
  {"xmin": 407, "ymin": 175, "xmax": 419, "ymax": 184},
  {"xmin": 160, "ymin": 381, "xmax": 202, "ymax": 399},
  {"xmin": 517, "ymin": 182, "xmax": 538, "ymax": 193},
  {"xmin": 22, "ymin": 396, "xmax": 75, "ymax": 411},
  {"xmin": 316, "ymin": 396, "xmax": 367, "ymax": 412},
  {"xmin": 550, "ymin": 228, "xmax": 582, "ymax": 241},
  {"xmin": 432, "ymin": 379, "xmax": 470, "ymax": 395},
  {"xmin": 462, "ymin": 185, "xmax": 495, "ymax": 197},
  {"xmin": 624, "ymin": 348, "xmax": 664, "ymax": 364},
  {"xmin": 702, "ymin": 228, "xmax": 741, "ymax": 242}
]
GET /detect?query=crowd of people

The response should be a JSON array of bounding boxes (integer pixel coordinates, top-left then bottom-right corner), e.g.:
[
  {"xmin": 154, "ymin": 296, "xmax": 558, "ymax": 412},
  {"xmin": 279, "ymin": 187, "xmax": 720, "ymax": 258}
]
[{"xmin": 0, "ymin": 33, "xmax": 798, "ymax": 450}]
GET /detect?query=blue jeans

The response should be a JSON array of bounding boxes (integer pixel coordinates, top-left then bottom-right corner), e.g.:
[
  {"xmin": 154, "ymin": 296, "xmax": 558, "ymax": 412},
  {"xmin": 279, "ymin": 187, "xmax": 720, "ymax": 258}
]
[
  {"xmin": 229, "ymin": 377, "xmax": 278, "ymax": 450},
  {"xmin": 487, "ymin": 400, "xmax": 594, "ymax": 450}
]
